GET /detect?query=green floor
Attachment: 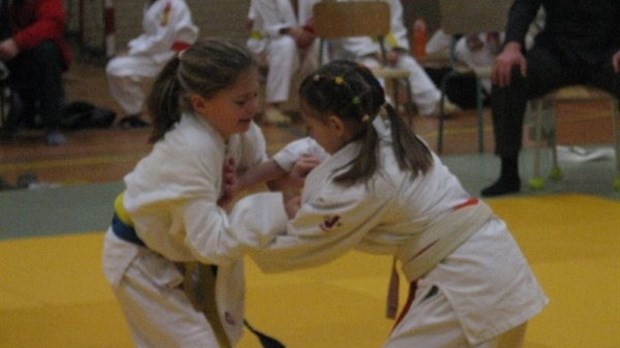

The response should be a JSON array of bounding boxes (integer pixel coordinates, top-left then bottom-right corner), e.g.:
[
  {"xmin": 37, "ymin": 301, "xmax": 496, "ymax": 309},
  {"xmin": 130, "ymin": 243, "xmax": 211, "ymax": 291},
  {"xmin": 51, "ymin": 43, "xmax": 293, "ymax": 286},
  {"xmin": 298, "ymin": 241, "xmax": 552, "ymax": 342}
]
[{"xmin": 1, "ymin": 147, "xmax": 619, "ymax": 240}]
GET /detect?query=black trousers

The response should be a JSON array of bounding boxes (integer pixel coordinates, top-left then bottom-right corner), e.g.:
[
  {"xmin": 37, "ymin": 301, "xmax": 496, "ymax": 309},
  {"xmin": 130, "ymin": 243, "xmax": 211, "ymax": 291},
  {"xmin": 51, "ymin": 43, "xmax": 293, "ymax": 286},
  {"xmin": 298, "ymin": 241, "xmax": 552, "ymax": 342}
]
[
  {"xmin": 6, "ymin": 41, "xmax": 65, "ymax": 130},
  {"xmin": 490, "ymin": 45, "xmax": 620, "ymax": 157}
]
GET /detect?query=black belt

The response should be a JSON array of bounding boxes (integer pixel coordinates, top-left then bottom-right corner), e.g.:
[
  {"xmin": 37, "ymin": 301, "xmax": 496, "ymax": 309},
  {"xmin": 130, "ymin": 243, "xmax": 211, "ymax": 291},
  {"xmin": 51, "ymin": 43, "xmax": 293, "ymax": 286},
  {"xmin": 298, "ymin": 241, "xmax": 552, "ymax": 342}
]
[{"xmin": 111, "ymin": 213, "xmax": 146, "ymax": 247}]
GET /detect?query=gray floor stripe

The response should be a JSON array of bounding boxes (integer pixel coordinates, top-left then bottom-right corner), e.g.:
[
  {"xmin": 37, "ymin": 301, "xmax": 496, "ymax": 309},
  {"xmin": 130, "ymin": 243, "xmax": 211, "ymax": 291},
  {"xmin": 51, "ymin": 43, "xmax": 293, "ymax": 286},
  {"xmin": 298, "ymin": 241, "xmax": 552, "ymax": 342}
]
[{"xmin": 1, "ymin": 149, "xmax": 617, "ymax": 240}]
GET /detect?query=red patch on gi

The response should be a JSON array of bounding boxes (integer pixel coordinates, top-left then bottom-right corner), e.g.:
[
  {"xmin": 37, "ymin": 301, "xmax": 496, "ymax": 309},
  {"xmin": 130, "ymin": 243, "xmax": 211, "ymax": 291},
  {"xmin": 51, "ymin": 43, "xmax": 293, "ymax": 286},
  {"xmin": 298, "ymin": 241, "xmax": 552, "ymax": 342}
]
[{"xmin": 320, "ymin": 215, "xmax": 341, "ymax": 231}]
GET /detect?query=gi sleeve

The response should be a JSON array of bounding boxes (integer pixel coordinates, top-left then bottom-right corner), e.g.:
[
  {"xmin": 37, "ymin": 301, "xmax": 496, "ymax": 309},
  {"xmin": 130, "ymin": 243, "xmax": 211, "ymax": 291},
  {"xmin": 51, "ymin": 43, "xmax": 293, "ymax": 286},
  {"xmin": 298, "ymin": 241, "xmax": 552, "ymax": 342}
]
[
  {"xmin": 182, "ymin": 192, "xmax": 287, "ymax": 264},
  {"xmin": 128, "ymin": 1, "xmax": 197, "ymax": 57},
  {"xmin": 247, "ymin": 184, "xmax": 391, "ymax": 273},
  {"xmin": 272, "ymin": 137, "xmax": 328, "ymax": 173},
  {"xmin": 385, "ymin": 0, "xmax": 409, "ymax": 50}
]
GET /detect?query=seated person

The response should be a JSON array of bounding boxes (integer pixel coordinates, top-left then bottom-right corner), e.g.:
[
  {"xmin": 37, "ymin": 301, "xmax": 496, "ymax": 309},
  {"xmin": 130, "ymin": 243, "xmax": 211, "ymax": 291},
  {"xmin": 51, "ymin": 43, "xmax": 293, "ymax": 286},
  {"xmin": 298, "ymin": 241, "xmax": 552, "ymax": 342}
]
[
  {"xmin": 425, "ymin": 9, "xmax": 545, "ymax": 93},
  {"xmin": 0, "ymin": 0, "xmax": 72, "ymax": 145},
  {"xmin": 482, "ymin": 0, "xmax": 620, "ymax": 197},
  {"xmin": 246, "ymin": 0, "xmax": 320, "ymax": 126},
  {"xmin": 333, "ymin": 0, "xmax": 459, "ymax": 117},
  {"xmin": 106, "ymin": 0, "xmax": 198, "ymax": 128}
]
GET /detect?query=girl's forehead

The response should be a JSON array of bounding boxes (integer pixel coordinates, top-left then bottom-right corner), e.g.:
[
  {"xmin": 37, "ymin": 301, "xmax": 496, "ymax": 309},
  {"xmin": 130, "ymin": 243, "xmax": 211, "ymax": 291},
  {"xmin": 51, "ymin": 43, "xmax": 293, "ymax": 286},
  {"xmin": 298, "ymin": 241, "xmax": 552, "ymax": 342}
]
[
  {"xmin": 227, "ymin": 69, "xmax": 259, "ymax": 91},
  {"xmin": 231, "ymin": 69, "xmax": 256, "ymax": 84}
]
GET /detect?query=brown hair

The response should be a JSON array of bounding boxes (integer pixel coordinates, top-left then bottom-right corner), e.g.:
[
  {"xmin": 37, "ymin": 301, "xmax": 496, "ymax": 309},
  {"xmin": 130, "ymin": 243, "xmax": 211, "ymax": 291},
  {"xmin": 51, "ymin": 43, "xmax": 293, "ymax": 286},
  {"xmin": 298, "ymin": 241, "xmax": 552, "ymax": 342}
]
[
  {"xmin": 299, "ymin": 60, "xmax": 433, "ymax": 185},
  {"xmin": 146, "ymin": 38, "xmax": 257, "ymax": 143}
]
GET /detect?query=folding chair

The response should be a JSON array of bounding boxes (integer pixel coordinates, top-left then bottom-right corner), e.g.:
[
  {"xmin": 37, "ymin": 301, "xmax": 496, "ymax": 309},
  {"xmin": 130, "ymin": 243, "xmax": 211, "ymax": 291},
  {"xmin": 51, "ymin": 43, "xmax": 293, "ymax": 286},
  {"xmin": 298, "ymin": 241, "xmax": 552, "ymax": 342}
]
[
  {"xmin": 312, "ymin": 1, "xmax": 414, "ymax": 123},
  {"xmin": 528, "ymin": 85, "xmax": 620, "ymax": 191},
  {"xmin": 436, "ymin": 0, "xmax": 513, "ymax": 154}
]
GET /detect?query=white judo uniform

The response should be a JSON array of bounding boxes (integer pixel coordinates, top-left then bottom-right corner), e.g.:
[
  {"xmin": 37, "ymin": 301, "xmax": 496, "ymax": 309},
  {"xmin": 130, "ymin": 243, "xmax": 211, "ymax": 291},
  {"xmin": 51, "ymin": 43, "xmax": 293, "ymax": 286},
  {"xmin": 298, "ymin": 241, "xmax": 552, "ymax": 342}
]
[
  {"xmin": 246, "ymin": 0, "xmax": 320, "ymax": 104},
  {"xmin": 333, "ymin": 0, "xmax": 443, "ymax": 116},
  {"xmin": 244, "ymin": 117, "xmax": 548, "ymax": 347},
  {"xmin": 106, "ymin": 0, "xmax": 198, "ymax": 115},
  {"xmin": 102, "ymin": 113, "xmax": 286, "ymax": 347}
]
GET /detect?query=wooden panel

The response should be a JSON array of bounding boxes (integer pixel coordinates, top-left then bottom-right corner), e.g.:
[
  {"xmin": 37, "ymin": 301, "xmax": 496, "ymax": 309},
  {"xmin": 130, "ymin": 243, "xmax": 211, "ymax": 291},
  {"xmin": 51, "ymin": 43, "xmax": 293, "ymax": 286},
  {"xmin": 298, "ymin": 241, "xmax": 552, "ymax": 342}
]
[
  {"xmin": 439, "ymin": 0, "xmax": 513, "ymax": 34},
  {"xmin": 313, "ymin": 1, "xmax": 391, "ymax": 39}
]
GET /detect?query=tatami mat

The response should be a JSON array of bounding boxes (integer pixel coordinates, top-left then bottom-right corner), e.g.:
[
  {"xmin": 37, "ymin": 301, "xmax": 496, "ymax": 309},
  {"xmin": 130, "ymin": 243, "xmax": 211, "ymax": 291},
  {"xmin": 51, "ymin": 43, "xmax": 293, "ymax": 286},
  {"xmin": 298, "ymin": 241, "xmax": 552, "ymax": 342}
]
[{"xmin": 1, "ymin": 194, "xmax": 618, "ymax": 347}]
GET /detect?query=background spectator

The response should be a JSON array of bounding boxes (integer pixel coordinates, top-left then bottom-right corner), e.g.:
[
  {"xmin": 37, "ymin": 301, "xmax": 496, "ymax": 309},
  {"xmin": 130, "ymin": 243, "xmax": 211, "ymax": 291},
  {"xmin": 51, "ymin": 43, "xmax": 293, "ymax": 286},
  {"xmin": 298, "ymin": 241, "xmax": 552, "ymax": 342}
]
[
  {"xmin": 106, "ymin": 0, "xmax": 198, "ymax": 128},
  {"xmin": 0, "ymin": 0, "xmax": 72, "ymax": 145}
]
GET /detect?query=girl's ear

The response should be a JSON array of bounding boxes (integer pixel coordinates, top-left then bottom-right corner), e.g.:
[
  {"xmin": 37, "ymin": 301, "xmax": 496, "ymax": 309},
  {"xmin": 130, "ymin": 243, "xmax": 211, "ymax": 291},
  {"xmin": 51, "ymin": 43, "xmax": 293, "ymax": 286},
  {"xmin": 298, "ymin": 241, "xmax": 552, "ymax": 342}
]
[
  {"xmin": 190, "ymin": 94, "xmax": 208, "ymax": 116},
  {"xmin": 327, "ymin": 115, "xmax": 346, "ymax": 137}
]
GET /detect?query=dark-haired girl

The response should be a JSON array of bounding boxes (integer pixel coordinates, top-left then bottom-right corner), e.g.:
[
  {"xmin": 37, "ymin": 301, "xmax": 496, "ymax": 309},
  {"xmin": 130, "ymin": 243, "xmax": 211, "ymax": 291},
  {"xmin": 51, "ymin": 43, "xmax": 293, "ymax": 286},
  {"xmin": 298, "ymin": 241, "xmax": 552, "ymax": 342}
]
[{"xmin": 244, "ymin": 60, "xmax": 548, "ymax": 347}]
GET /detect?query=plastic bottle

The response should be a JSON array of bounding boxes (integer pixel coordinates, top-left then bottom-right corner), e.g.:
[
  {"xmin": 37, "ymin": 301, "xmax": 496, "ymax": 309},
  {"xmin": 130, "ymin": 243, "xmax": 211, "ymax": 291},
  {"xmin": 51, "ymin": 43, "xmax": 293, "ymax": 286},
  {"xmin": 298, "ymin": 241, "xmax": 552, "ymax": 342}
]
[{"xmin": 412, "ymin": 18, "xmax": 427, "ymax": 58}]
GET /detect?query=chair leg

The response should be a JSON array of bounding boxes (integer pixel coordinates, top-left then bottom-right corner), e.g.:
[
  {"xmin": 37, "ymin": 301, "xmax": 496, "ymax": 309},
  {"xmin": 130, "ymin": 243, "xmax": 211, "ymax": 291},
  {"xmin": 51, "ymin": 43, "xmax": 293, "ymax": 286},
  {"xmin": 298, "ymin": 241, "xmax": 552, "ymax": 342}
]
[
  {"xmin": 475, "ymin": 78, "xmax": 484, "ymax": 153},
  {"xmin": 1, "ymin": 83, "xmax": 13, "ymax": 130},
  {"xmin": 612, "ymin": 98, "xmax": 620, "ymax": 191},
  {"xmin": 389, "ymin": 79, "xmax": 412, "ymax": 125},
  {"xmin": 402, "ymin": 78, "xmax": 414, "ymax": 126},
  {"xmin": 437, "ymin": 73, "xmax": 453, "ymax": 154},
  {"xmin": 391, "ymin": 79, "xmax": 400, "ymax": 112},
  {"xmin": 528, "ymin": 99, "xmax": 545, "ymax": 190},
  {"xmin": 0, "ymin": 86, "xmax": 6, "ymax": 128},
  {"xmin": 547, "ymin": 101, "xmax": 562, "ymax": 181}
]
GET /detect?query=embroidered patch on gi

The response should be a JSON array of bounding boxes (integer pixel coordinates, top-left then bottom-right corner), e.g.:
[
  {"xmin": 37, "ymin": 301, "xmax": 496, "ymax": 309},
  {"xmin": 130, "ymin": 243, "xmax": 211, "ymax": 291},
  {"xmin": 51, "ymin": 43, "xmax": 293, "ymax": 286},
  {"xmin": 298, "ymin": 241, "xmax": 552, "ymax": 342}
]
[
  {"xmin": 225, "ymin": 311, "xmax": 236, "ymax": 325},
  {"xmin": 320, "ymin": 215, "xmax": 341, "ymax": 232}
]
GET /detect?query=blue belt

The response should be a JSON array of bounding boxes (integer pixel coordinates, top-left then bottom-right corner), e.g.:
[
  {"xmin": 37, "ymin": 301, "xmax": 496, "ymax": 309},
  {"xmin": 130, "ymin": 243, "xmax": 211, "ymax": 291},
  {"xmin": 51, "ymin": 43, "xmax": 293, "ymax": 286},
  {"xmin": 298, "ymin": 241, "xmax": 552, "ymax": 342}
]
[{"xmin": 111, "ymin": 213, "xmax": 146, "ymax": 247}]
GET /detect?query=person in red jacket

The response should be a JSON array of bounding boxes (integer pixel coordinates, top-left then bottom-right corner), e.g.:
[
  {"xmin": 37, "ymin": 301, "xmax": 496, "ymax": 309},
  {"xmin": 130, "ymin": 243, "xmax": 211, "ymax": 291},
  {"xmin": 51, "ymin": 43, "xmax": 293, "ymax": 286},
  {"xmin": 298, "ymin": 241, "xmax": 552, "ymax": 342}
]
[{"xmin": 0, "ymin": 0, "xmax": 72, "ymax": 145}]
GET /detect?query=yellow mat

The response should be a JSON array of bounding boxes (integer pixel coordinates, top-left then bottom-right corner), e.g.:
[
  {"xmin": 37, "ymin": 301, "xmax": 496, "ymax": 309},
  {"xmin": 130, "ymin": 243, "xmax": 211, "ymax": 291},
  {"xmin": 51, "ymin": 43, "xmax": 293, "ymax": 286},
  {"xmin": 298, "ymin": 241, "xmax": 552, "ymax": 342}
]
[{"xmin": 1, "ymin": 194, "xmax": 618, "ymax": 347}]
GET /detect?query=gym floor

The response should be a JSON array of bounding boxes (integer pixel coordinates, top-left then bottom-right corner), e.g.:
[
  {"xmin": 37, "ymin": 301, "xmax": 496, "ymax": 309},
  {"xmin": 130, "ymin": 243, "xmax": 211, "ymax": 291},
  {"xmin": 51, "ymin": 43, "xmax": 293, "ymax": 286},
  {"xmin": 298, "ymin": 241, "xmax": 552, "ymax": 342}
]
[{"xmin": 1, "ymin": 60, "xmax": 618, "ymax": 347}]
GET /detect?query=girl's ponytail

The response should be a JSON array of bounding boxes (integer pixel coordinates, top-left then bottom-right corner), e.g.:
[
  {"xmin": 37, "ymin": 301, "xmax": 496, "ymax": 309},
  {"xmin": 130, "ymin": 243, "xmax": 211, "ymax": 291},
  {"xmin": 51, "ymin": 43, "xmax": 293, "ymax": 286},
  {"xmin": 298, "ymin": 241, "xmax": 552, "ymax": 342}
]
[
  {"xmin": 384, "ymin": 102, "xmax": 433, "ymax": 175},
  {"xmin": 147, "ymin": 56, "xmax": 183, "ymax": 143}
]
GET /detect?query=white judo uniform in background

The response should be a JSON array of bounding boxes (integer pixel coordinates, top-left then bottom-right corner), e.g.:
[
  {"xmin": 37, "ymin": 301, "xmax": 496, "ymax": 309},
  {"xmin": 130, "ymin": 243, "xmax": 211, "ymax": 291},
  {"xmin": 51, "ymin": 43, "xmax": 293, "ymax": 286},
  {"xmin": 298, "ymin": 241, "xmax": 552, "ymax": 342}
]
[
  {"xmin": 102, "ymin": 113, "xmax": 286, "ymax": 347},
  {"xmin": 106, "ymin": 0, "xmax": 198, "ymax": 116},
  {"xmin": 242, "ymin": 117, "xmax": 548, "ymax": 347},
  {"xmin": 246, "ymin": 0, "xmax": 320, "ymax": 105},
  {"xmin": 333, "ymin": 0, "xmax": 445, "ymax": 116}
]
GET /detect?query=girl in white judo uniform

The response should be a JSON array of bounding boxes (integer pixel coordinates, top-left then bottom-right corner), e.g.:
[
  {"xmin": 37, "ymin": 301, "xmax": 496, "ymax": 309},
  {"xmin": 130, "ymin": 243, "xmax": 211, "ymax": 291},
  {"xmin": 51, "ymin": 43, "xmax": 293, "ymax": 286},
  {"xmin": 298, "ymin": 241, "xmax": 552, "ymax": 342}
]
[
  {"xmin": 333, "ymin": 0, "xmax": 459, "ymax": 117},
  {"xmin": 238, "ymin": 60, "xmax": 548, "ymax": 347},
  {"xmin": 106, "ymin": 0, "xmax": 198, "ymax": 128},
  {"xmin": 101, "ymin": 39, "xmax": 288, "ymax": 348}
]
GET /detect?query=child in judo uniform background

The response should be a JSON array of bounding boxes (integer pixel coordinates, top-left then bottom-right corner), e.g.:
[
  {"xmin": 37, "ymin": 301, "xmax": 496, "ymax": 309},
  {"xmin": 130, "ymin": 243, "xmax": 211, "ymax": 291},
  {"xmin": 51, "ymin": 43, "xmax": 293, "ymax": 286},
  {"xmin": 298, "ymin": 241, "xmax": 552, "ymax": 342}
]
[
  {"xmin": 246, "ymin": 0, "xmax": 321, "ymax": 126},
  {"xmin": 233, "ymin": 60, "xmax": 547, "ymax": 347},
  {"xmin": 331, "ymin": 0, "xmax": 459, "ymax": 117},
  {"xmin": 106, "ymin": 0, "xmax": 198, "ymax": 128},
  {"xmin": 101, "ymin": 38, "xmax": 291, "ymax": 348}
]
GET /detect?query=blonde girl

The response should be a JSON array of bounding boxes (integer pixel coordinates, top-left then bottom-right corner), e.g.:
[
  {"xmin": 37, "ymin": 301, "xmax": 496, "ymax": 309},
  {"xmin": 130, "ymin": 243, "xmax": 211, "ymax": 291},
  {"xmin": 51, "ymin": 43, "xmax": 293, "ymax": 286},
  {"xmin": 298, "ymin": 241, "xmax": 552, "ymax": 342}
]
[{"xmin": 102, "ymin": 38, "xmax": 286, "ymax": 348}]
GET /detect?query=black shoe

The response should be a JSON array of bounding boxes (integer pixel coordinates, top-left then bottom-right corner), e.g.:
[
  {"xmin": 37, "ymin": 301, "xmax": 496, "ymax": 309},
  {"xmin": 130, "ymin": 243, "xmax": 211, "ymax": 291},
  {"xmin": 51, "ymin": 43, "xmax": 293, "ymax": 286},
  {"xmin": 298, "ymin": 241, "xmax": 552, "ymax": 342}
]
[
  {"xmin": 46, "ymin": 130, "xmax": 67, "ymax": 146},
  {"xmin": 0, "ymin": 126, "xmax": 17, "ymax": 140},
  {"xmin": 119, "ymin": 115, "xmax": 149, "ymax": 129},
  {"xmin": 481, "ymin": 177, "xmax": 521, "ymax": 197},
  {"xmin": 0, "ymin": 176, "xmax": 15, "ymax": 191},
  {"xmin": 16, "ymin": 172, "xmax": 38, "ymax": 189}
]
